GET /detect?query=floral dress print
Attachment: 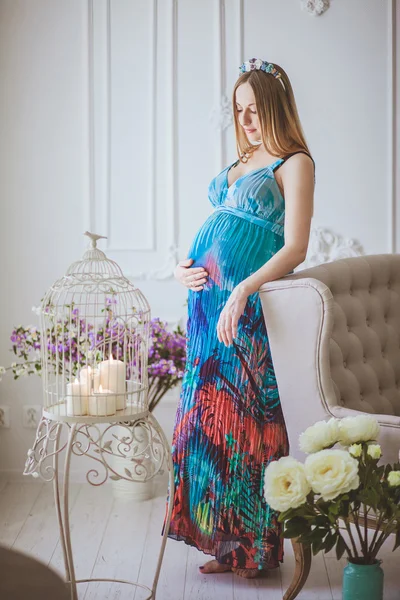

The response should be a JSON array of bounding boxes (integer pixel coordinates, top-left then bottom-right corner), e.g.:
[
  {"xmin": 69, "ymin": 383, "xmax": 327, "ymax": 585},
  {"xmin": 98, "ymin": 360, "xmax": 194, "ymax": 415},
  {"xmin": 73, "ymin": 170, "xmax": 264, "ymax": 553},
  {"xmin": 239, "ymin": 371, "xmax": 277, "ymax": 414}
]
[{"xmin": 162, "ymin": 150, "xmax": 315, "ymax": 571}]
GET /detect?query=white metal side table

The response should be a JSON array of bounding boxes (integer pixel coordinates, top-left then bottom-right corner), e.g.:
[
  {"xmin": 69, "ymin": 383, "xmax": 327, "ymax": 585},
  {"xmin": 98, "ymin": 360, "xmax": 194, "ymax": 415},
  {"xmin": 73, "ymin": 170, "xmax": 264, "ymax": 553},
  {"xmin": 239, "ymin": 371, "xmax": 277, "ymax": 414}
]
[{"xmin": 23, "ymin": 409, "xmax": 174, "ymax": 600}]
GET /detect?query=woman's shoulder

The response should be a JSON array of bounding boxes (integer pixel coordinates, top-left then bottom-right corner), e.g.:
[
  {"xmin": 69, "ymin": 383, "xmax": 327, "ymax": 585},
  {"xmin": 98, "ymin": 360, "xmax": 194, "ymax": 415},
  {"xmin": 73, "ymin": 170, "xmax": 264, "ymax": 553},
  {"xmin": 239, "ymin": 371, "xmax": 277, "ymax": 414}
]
[
  {"xmin": 276, "ymin": 149, "xmax": 316, "ymax": 184},
  {"xmin": 281, "ymin": 149, "xmax": 315, "ymax": 166}
]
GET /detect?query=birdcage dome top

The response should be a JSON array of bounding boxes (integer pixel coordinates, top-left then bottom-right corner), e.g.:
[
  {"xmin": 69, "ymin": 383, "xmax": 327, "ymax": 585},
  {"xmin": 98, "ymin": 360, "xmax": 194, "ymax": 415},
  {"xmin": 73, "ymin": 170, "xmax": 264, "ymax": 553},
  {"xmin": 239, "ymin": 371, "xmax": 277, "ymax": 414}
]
[
  {"xmin": 65, "ymin": 232, "xmax": 124, "ymax": 278},
  {"xmin": 43, "ymin": 232, "xmax": 145, "ymax": 300}
]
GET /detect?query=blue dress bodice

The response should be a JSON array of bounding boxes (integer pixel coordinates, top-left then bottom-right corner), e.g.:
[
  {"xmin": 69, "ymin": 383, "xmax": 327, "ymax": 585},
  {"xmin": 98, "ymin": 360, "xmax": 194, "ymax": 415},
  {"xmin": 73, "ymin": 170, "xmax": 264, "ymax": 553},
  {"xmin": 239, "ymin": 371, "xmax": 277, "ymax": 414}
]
[{"xmin": 207, "ymin": 157, "xmax": 286, "ymax": 236}]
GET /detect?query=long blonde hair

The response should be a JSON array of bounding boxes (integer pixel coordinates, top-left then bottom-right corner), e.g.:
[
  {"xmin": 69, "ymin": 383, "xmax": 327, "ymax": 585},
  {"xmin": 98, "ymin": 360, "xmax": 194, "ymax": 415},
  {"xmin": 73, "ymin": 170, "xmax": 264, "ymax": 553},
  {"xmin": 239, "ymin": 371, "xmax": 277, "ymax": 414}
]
[{"xmin": 232, "ymin": 63, "xmax": 312, "ymax": 163}]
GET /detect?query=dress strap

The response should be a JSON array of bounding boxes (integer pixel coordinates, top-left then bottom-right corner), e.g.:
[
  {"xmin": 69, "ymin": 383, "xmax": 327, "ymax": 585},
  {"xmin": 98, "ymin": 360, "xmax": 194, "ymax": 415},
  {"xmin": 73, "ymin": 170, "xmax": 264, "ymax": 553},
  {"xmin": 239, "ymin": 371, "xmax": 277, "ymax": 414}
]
[
  {"xmin": 274, "ymin": 150, "xmax": 316, "ymax": 183},
  {"xmin": 282, "ymin": 150, "xmax": 315, "ymax": 165}
]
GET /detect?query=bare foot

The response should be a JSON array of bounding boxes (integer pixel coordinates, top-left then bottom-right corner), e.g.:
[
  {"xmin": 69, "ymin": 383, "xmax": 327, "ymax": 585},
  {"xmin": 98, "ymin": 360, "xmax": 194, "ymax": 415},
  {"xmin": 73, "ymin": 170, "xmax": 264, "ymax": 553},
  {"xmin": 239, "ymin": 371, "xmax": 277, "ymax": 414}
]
[
  {"xmin": 199, "ymin": 559, "xmax": 232, "ymax": 574},
  {"xmin": 232, "ymin": 567, "xmax": 261, "ymax": 578}
]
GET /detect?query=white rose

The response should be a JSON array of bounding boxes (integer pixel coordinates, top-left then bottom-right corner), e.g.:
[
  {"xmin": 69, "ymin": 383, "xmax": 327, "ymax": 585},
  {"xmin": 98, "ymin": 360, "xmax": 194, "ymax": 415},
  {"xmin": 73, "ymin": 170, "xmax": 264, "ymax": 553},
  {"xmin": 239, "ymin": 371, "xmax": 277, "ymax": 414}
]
[
  {"xmin": 305, "ymin": 449, "xmax": 360, "ymax": 501},
  {"xmin": 367, "ymin": 444, "xmax": 381, "ymax": 460},
  {"xmin": 264, "ymin": 456, "xmax": 311, "ymax": 512},
  {"xmin": 299, "ymin": 418, "xmax": 340, "ymax": 453},
  {"xmin": 338, "ymin": 415, "xmax": 380, "ymax": 445},
  {"xmin": 387, "ymin": 471, "xmax": 400, "ymax": 487}
]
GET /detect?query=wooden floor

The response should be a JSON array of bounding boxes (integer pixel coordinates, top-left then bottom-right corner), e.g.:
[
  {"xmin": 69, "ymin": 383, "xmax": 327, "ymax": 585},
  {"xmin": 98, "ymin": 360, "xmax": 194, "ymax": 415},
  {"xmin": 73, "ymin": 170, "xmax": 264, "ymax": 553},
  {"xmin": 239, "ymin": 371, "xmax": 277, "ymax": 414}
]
[{"xmin": 1, "ymin": 478, "xmax": 399, "ymax": 600}]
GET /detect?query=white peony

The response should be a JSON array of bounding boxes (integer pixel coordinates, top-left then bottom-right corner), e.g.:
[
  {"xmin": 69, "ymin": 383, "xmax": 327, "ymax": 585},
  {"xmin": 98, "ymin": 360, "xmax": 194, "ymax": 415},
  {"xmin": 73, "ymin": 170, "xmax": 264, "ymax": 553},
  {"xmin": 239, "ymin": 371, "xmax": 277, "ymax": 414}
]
[
  {"xmin": 299, "ymin": 418, "xmax": 340, "ymax": 453},
  {"xmin": 338, "ymin": 415, "xmax": 380, "ymax": 445},
  {"xmin": 304, "ymin": 449, "xmax": 360, "ymax": 501},
  {"xmin": 264, "ymin": 456, "xmax": 311, "ymax": 512}
]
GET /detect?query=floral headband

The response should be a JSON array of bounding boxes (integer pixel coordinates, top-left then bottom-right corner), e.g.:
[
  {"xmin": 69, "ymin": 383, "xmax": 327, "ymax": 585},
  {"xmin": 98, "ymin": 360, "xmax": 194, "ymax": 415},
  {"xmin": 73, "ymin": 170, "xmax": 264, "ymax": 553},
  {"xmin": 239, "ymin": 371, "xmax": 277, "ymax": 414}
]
[{"xmin": 238, "ymin": 58, "xmax": 283, "ymax": 82}]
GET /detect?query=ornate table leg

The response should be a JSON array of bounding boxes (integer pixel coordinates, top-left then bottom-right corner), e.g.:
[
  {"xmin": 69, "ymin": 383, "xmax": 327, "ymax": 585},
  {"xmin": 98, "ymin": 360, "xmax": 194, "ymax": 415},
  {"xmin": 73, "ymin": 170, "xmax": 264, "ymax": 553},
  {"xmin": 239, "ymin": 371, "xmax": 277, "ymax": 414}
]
[
  {"xmin": 62, "ymin": 423, "xmax": 78, "ymax": 600},
  {"xmin": 53, "ymin": 424, "xmax": 72, "ymax": 594},
  {"xmin": 147, "ymin": 412, "xmax": 175, "ymax": 598},
  {"xmin": 283, "ymin": 538, "xmax": 312, "ymax": 600}
]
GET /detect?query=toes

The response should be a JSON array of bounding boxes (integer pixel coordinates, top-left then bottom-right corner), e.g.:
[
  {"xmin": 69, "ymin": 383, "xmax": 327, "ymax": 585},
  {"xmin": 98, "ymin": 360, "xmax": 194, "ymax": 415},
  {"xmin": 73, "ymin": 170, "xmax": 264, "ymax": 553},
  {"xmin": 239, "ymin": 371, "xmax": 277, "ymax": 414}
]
[
  {"xmin": 232, "ymin": 567, "xmax": 260, "ymax": 579},
  {"xmin": 199, "ymin": 559, "xmax": 232, "ymax": 574}
]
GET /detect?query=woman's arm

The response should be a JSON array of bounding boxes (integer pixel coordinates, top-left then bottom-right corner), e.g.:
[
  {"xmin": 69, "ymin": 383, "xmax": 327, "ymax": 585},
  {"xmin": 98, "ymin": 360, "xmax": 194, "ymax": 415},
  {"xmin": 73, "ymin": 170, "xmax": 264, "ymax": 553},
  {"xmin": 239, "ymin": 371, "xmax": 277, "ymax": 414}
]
[
  {"xmin": 240, "ymin": 152, "xmax": 315, "ymax": 295},
  {"xmin": 216, "ymin": 152, "xmax": 315, "ymax": 346}
]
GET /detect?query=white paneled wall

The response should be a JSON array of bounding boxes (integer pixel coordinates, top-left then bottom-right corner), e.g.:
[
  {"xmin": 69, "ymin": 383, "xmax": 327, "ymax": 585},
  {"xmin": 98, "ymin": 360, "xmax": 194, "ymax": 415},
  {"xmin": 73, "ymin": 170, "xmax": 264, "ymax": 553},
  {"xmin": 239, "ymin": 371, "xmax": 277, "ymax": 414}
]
[{"xmin": 0, "ymin": 0, "xmax": 398, "ymax": 478}]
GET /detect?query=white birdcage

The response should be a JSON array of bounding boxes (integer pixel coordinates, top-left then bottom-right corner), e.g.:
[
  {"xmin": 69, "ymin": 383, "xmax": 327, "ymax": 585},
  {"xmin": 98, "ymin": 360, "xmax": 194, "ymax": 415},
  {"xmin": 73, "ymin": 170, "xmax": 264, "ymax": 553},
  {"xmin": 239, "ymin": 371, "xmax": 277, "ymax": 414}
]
[
  {"xmin": 24, "ymin": 232, "xmax": 174, "ymax": 600},
  {"xmin": 40, "ymin": 232, "xmax": 151, "ymax": 422}
]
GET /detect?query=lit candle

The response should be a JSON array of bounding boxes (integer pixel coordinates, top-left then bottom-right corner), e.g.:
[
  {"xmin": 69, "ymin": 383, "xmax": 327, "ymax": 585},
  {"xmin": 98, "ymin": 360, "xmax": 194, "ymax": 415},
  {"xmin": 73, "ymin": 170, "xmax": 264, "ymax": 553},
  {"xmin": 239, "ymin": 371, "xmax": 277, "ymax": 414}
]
[
  {"xmin": 99, "ymin": 355, "xmax": 126, "ymax": 410},
  {"xmin": 66, "ymin": 378, "xmax": 88, "ymax": 416},
  {"xmin": 79, "ymin": 365, "xmax": 100, "ymax": 393},
  {"xmin": 88, "ymin": 384, "xmax": 117, "ymax": 416}
]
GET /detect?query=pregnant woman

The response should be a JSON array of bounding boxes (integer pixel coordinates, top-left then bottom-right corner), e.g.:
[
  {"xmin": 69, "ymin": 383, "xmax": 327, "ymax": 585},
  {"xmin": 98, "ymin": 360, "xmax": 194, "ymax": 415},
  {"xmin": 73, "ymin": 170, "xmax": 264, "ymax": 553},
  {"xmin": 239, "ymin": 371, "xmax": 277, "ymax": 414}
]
[{"xmin": 162, "ymin": 58, "xmax": 315, "ymax": 578}]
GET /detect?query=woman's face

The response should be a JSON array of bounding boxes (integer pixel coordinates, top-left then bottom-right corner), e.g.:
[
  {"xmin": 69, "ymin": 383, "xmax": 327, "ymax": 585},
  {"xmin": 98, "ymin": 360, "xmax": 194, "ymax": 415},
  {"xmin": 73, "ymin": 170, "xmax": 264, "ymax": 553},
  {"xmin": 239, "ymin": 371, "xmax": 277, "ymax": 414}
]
[{"xmin": 235, "ymin": 82, "xmax": 261, "ymax": 141}]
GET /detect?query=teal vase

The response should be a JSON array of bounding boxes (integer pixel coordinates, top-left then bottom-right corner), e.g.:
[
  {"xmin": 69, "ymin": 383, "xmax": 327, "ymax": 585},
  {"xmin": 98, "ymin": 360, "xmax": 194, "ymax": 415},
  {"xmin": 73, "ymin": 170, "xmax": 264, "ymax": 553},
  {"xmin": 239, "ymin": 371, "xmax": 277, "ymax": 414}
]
[{"xmin": 342, "ymin": 560, "xmax": 384, "ymax": 600}]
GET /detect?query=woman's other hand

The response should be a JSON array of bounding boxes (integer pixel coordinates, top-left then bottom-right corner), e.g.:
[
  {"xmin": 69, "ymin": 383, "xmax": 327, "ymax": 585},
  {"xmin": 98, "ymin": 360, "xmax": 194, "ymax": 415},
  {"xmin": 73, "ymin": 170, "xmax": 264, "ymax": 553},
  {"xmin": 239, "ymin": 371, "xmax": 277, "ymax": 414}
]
[
  {"xmin": 174, "ymin": 258, "xmax": 209, "ymax": 292},
  {"xmin": 217, "ymin": 283, "xmax": 249, "ymax": 346}
]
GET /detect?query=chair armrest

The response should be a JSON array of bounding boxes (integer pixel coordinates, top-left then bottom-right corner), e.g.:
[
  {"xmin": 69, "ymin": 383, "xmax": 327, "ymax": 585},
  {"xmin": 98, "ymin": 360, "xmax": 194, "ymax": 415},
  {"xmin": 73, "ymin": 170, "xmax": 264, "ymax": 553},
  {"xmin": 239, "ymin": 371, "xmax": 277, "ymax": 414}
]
[
  {"xmin": 330, "ymin": 405, "xmax": 400, "ymax": 428},
  {"xmin": 258, "ymin": 277, "xmax": 338, "ymax": 459}
]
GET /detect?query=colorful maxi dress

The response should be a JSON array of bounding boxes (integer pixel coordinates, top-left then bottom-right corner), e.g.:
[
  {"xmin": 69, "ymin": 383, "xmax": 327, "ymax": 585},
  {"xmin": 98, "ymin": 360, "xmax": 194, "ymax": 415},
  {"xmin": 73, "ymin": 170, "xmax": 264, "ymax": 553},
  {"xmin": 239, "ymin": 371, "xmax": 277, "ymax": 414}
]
[{"xmin": 162, "ymin": 151, "xmax": 311, "ymax": 571}]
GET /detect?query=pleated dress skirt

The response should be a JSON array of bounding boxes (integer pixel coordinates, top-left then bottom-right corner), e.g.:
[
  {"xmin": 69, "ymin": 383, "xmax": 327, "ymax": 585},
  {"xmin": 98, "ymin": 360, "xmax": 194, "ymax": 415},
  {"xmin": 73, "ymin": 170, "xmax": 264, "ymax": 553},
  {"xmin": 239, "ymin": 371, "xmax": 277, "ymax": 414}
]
[{"xmin": 162, "ymin": 159, "xmax": 291, "ymax": 571}]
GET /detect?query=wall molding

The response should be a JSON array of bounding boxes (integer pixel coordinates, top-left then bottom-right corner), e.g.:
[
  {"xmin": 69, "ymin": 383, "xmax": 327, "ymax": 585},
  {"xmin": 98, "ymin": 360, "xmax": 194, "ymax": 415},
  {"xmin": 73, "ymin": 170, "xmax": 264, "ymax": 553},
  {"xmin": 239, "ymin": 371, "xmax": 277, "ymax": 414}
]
[
  {"xmin": 389, "ymin": 0, "xmax": 398, "ymax": 253},
  {"xmin": 209, "ymin": 94, "xmax": 232, "ymax": 131},
  {"xmin": 129, "ymin": 0, "xmax": 180, "ymax": 280},
  {"xmin": 300, "ymin": 0, "xmax": 330, "ymax": 17},
  {"xmin": 297, "ymin": 226, "xmax": 364, "ymax": 271},
  {"xmin": 103, "ymin": 0, "xmax": 157, "ymax": 253},
  {"xmin": 86, "ymin": 0, "xmax": 95, "ymax": 235},
  {"xmin": 86, "ymin": 0, "xmax": 180, "ymax": 279},
  {"xmin": 211, "ymin": 0, "xmax": 227, "ymax": 169},
  {"xmin": 129, "ymin": 243, "xmax": 179, "ymax": 280}
]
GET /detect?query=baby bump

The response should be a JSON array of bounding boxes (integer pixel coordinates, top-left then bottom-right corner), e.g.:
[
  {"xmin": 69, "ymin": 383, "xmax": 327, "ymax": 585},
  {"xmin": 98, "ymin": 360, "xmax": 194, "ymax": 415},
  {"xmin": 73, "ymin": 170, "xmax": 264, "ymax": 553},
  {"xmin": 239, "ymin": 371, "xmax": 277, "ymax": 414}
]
[{"xmin": 187, "ymin": 212, "xmax": 282, "ymax": 288}]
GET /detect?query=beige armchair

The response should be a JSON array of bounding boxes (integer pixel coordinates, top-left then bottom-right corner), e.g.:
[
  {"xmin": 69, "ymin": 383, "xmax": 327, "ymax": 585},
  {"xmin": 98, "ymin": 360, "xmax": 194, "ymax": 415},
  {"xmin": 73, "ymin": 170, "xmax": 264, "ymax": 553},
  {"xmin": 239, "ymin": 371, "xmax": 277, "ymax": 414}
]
[{"xmin": 259, "ymin": 254, "xmax": 400, "ymax": 599}]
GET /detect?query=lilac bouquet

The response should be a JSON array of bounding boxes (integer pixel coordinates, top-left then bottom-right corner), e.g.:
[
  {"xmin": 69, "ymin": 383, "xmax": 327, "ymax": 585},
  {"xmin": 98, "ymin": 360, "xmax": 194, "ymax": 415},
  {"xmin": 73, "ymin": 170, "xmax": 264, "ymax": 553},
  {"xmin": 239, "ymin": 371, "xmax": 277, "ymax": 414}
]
[
  {"xmin": 0, "ymin": 306, "xmax": 186, "ymax": 412},
  {"xmin": 147, "ymin": 317, "xmax": 185, "ymax": 411}
]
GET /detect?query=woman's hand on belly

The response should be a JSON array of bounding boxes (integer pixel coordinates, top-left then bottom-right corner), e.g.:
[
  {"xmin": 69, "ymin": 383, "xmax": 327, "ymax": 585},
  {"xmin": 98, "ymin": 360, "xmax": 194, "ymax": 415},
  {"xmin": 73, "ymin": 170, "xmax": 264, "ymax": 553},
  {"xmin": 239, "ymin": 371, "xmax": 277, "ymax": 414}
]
[
  {"xmin": 174, "ymin": 258, "xmax": 209, "ymax": 292},
  {"xmin": 216, "ymin": 283, "xmax": 249, "ymax": 347}
]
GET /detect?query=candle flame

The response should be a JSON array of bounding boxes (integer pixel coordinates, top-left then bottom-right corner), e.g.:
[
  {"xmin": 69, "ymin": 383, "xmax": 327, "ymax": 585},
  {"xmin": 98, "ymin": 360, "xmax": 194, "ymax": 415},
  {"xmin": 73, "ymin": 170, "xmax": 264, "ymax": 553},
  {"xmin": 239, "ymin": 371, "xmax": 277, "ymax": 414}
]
[
  {"xmin": 110, "ymin": 355, "xmax": 114, "ymax": 362},
  {"xmin": 99, "ymin": 384, "xmax": 103, "ymax": 392},
  {"xmin": 74, "ymin": 378, "xmax": 79, "ymax": 384}
]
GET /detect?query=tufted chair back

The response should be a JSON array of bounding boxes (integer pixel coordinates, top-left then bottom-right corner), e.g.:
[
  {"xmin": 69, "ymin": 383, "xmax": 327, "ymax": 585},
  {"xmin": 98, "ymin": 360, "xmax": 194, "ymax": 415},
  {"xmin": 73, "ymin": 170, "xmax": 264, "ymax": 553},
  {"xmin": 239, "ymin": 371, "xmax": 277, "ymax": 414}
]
[{"xmin": 258, "ymin": 254, "xmax": 400, "ymax": 464}]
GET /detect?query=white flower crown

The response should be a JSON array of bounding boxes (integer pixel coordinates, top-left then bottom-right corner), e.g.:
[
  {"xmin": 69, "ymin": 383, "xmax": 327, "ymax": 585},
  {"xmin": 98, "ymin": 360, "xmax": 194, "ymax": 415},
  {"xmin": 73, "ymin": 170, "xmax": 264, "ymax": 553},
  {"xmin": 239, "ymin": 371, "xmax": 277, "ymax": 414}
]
[{"xmin": 238, "ymin": 58, "xmax": 282, "ymax": 80}]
